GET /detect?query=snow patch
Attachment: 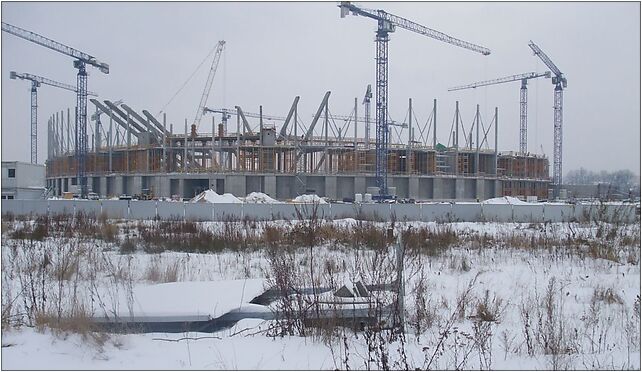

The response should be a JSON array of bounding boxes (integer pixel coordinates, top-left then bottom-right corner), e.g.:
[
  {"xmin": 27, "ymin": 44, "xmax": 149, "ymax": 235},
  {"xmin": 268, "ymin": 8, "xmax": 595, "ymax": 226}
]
[
  {"xmin": 482, "ymin": 196, "xmax": 531, "ymax": 205},
  {"xmin": 243, "ymin": 192, "xmax": 281, "ymax": 204},
  {"xmin": 292, "ymin": 194, "xmax": 327, "ymax": 204},
  {"xmin": 191, "ymin": 189, "xmax": 242, "ymax": 204}
]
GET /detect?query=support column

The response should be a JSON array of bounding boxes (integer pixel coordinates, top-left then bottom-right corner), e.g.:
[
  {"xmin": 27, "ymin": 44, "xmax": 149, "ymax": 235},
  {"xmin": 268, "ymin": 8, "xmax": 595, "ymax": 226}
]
[
  {"xmin": 325, "ymin": 176, "xmax": 337, "ymax": 200},
  {"xmin": 99, "ymin": 177, "xmax": 107, "ymax": 198},
  {"xmin": 354, "ymin": 176, "xmax": 366, "ymax": 195},
  {"xmin": 113, "ymin": 176, "xmax": 124, "ymax": 196},
  {"xmin": 476, "ymin": 178, "xmax": 485, "ymax": 201},
  {"xmin": 408, "ymin": 176, "xmax": 419, "ymax": 200},
  {"xmin": 132, "ymin": 175, "xmax": 143, "ymax": 197},
  {"xmin": 264, "ymin": 175, "xmax": 277, "ymax": 199},
  {"xmin": 455, "ymin": 178, "xmax": 466, "ymax": 200},
  {"xmin": 225, "ymin": 175, "xmax": 246, "ymax": 197}
]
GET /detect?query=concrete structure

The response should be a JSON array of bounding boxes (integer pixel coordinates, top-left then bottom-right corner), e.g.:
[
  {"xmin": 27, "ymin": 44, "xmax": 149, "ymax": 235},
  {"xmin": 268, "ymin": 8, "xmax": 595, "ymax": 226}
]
[
  {"xmin": 45, "ymin": 97, "xmax": 550, "ymax": 201},
  {"xmin": 2, "ymin": 161, "xmax": 46, "ymax": 200}
]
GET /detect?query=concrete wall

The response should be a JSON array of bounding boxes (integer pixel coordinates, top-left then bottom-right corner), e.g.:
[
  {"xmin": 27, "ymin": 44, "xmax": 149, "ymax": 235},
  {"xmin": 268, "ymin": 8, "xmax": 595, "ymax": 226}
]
[{"xmin": 3, "ymin": 200, "xmax": 635, "ymax": 224}]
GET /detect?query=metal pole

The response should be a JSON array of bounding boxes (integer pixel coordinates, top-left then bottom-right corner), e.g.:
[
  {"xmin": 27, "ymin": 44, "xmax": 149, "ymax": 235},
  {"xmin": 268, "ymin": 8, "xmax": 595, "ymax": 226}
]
[
  {"xmin": 433, "ymin": 98, "xmax": 437, "ymax": 148},
  {"xmin": 184, "ymin": 119, "xmax": 188, "ymax": 172},
  {"xmin": 127, "ymin": 112, "xmax": 131, "ymax": 173},
  {"xmin": 236, "ymin": 108, "xmax": 241, "ymax": 171},
  {"xmin": 407, "ymin": 98, "xmax": 412, "ymax": 174},
  {"xmin": 162, "ymin": 113, "xmax": 167, "ymax": 172},
  {"xmin": 324, "ymin": 98, "xmax": 329, "ymax": 173},
  {"xmin": 455, "ymin": 101, "xmax": 459, "ymax": 176},
  {"xmin": 108, "ymin": 109, "xmax": 113, "ymax": 172},
  {"xmin": 475, "ymin": 104, "xmax": 480, "ymax": 175},
  {"xmin": 354, "ymin": 97, "xmax": 358, "ymax": 172},
  {"xmin": 495, "ymin": 106, "xmax": 498, "ymax": 176}
]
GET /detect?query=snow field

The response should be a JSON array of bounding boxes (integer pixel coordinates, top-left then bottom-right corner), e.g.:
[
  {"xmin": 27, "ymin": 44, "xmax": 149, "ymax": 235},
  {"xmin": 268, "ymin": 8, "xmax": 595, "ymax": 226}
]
[{"xmin": 1, "ymin": 218, "xmax": 639, "ymax": 369}]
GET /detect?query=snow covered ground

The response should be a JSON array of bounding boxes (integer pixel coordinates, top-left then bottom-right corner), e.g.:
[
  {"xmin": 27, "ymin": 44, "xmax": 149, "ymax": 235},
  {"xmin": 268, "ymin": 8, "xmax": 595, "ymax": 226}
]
[{"xmin": 1, "ymin": 218, "xmax": 639, "ymax": 370}]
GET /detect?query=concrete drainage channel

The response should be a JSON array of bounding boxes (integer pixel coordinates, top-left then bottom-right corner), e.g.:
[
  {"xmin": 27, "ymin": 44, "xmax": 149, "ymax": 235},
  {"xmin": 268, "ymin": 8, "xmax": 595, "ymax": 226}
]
[{"xmin": 90, "ymin": 285, "xmax": 393, "ymax": 334}]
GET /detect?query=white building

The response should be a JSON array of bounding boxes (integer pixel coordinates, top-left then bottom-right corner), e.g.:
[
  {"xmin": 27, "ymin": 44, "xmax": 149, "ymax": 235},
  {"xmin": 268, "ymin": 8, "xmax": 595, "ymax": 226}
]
[{"xmin": 1, "ymin": 161, "xmax": 46, "ymax": 200}]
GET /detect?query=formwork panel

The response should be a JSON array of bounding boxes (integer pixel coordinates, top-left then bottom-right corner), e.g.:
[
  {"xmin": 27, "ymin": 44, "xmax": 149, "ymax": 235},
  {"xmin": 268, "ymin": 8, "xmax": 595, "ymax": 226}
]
[
  {"xmin": 49, "ymin": 200, "xmax": 75, "ymax": 216},
  {"xmin": 543, "ymin": 204, "xmax": 573, "ymax": 222},
  {"xmin": 244, "ymin": 204, "xmax": 272, "ymax": 221},
  {"xmin": 450, "ymin": 204, "xmax": 483, "ymax": 222},
  {"xmin": 356, "ymin": 204, "xmax": 390, "ymax": 221},
  {"xmin": 390, "ymin": 204, "xmax": 421, "ymax": 222},
  {"xmin": 329, "ymin": 204, "xmax": 358, "ymax": 220},
  {"xmin": 213, "ymin": 203, "xmax": 243, "ymax": 220},
  {"xmin": 101, "ymin": 200, "xmax": 129, "ymax": 219},
  {"xmin": 1, "ymin": 200, "xmax": 21, "ymax": 216},
  {"xmin": 420, "ymin": 203, "xmax": 452, "ymax": 222},
  {"xmin": 573, "ymin": 203, "xmax": 593, "ymax": 223},
  {"xmin": 271, "ymin": 204, "xmax": 298, "ymax": 220},
  {"xmin": 513, "ymin": 204, "xmax": 544, "ymax": 223},
  {"xmin": 185, "ymin": 203, "xmax": 213, "ymax": 221},
  {"xmin": 74, "ymin": 200, "xmax": 102, "ymax": 217},
  {"xmin": 482, "ymin": 204, "xmax": 513, "ymax": 223},
  {"xmin": 157, "ymin": 201, "xmax": 185, "ymax": 220},
  {"xmin": 129, "ymin": 201, "xmax": 157, "ymax": 220}
]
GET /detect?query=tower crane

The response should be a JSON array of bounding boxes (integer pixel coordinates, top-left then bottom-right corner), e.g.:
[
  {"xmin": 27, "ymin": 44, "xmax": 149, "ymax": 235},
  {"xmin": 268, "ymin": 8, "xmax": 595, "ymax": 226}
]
[
  {"xmin": 2, "ymin": 22, "xmax": 109, "ymax": 198},
  {"xmin": 193, "ymin": 41, "xmax": 225, "ymax": 132},
  {"xmin": 10, "ymin": 71, "xmax": 98, "ymax": 164},
  {"xmin": 528, "ymin": 40, "xmax": 567, "ymax": 196},
  {"xmin": 449, "ymin": 71, "xmax": 551, "ymax": 154},
  {"xmin": 338, "ymin": 2, "xmax": 490, "ymax": 197}
]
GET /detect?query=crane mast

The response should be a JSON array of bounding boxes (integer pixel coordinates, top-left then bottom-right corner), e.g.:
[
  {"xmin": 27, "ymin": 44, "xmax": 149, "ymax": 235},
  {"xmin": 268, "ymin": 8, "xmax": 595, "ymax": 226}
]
[
  {"xmin": 339, "ymin": 2, "xmax": 490, "ymax": 197},
  {"xmin": 193, "ymin": 41, "xmax": 226, "ymax": 132},
  {"xmin": 2, "ymin": 22, "xmax": 109, "ymax": 198},
  {"xmin": 10, "ymin": 71, "xmax": 98, "ymax": 165},
  {"xmin": 528, "ymin": 40, "xmax": 567, "ymax": 196},
  {"xmin": 449, "ymin": 71, "xmax": 550, "ymax": 154}
]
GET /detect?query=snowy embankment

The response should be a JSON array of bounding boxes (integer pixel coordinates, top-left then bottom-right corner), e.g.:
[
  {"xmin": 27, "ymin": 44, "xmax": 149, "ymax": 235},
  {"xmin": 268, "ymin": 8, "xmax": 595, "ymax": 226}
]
[{"xmin": 1, "ymin": 219, "xmax": 640, "ymax": 370}]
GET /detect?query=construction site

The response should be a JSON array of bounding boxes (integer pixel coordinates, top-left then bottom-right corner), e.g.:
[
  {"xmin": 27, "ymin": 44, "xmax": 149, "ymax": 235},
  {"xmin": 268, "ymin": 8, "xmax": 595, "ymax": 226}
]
[
  {"xmin": 5, "ymin": 2, "xmax": 561, "ymax": 202},
  {"xmin": 43, "ymin": 94, "xmax": 550, "ymax": 201}
]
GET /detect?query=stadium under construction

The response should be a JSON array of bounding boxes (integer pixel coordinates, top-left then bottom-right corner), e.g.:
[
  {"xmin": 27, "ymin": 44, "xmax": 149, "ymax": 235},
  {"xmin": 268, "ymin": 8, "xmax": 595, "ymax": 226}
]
[{"xmin": 45, "ymin": 94, "xmax": 551, "ymax": 201}]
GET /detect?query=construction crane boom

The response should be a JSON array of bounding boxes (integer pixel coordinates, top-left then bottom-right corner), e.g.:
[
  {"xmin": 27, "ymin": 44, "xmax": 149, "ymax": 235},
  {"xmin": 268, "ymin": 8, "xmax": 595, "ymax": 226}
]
[
  {"xmin": 528, "ymin": 40, "xmax": 567, "ymax": 196},
  {"xmin": 528, "ymin": 41, "xmax": 564, "ymax": 83},
  {"xmin": 10, "ymin": 72, "xmax": 98, "ymax": 95},
  {"xmin": 2, "ymin": 22, "xmax": 109, "ymax": 73},
  {"xmin": 340, "ymin": 3, "xmax": 491, "ymax": 55},
  {"xmin": 193, "ymin": 41, "xmax": 225, "ymax": 131},
  {"xmin": 339, "ymin": 1, "xmax": 490, "ymax": 197},
  {"xmin": 448, "ymin": 71, "xmax": 550, "ymax": 91},
  {"xmin": 2, "ymin": 22, "xmax": 109, "ymax": 199},
  {"xmin": 10, "ymin": 71, "xmax": 98, "ymax": 164},
  {"xmin": 448, "ymin": 71, "xmax": 550, "ymax": 154}
]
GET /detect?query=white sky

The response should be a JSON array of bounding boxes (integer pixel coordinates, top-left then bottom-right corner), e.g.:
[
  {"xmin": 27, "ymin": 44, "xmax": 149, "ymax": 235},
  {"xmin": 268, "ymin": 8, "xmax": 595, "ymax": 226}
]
[{"xmin": 2, "ymin": 1, "xmax": 640, "ymax": 175}]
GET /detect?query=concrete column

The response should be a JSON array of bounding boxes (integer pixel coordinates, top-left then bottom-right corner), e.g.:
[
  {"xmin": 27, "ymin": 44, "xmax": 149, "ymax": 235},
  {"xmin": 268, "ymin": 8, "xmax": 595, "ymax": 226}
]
[
  {"xmin": 225, "ymin": 175, "xmax": 246, "ymax": 197},
  {"xmin": 99, "ymin": 177, "xmax": 107, "ymax": 198},
  {"xmin": 325, "ymin": 176, "xmax": 337, "ymax": 200},
  {"xmin": 455, "ymin": 178, "xmax": 466, "ymax": 200},
  {"xmin": 409, "ymin": 176, "xmax": 419, "ymax": 200},
  {"xmin": 155, "ymin": 176, "xmax": 171, "ymax": 199},
  {"xmin": 432, "ymin": 177, "xmax": 443, "ymax": 200},
  {"xmin": 495, "ymin": 180, "xmax": 502, "ymax": 197},
  {"xmin": 132, "ymin": 176, "xmax": 143, "ymax": 196},
  {"xmin": 264, "ymin": 175, "xmax": 277, "ymax": 198},
  {"xmin": 113, "ymin": 176, "xmax": 124, "ymax": 196},
  {"xmin": 178, "ymin": 178, "xmax": 185, "ymax": 199},
  {"xmin": 354, "ymin": 176, "xmax": 366, "ymax": 195},
  {"xmin": 475, "ymin": 178, "xmax": 485, "ymax": 201}
]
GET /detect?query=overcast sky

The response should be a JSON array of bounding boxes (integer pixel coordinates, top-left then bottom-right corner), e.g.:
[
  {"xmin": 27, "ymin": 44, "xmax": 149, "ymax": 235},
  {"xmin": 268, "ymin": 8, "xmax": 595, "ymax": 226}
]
[{"xmin": 2, "ymin": 1, "xmax": 640, "ymax": 175}]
